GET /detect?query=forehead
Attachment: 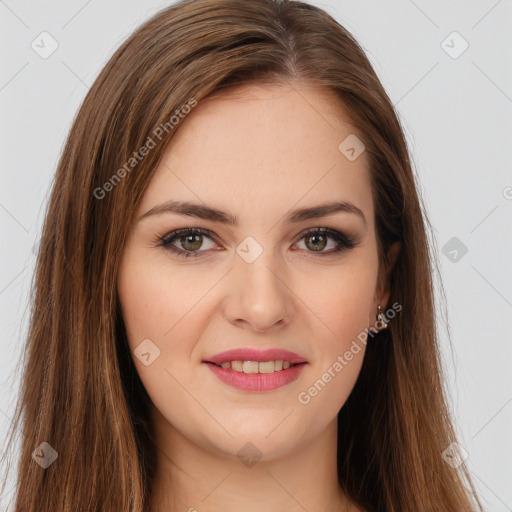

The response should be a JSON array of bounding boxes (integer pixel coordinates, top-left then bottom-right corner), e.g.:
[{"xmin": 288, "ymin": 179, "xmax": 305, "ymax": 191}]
[{"xmin": 138, "ymin": 82, "xmax": 373, "ymax": 228}]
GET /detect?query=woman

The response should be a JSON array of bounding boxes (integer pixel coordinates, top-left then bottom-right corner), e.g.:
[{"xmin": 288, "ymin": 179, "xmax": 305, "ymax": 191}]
[{"xmin": 1, "ymin": 0, "xmax": 483, "ymax": 510}]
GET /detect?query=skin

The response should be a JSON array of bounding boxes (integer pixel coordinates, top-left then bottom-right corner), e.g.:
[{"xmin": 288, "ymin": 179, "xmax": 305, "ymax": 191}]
[{"xmin": 117, "ymin": 81, "xmax": 400, "ymax": 512}]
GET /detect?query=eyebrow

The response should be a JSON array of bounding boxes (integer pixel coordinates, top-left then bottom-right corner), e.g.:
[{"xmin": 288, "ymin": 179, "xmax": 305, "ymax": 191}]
[{"xmin": 138, "ymin": 200, "xmax": 366, "ymax": 225}]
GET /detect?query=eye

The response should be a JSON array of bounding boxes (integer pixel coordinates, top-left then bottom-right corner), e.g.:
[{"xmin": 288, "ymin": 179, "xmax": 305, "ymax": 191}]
[
  {"xmin": 157, "ymin": 228, "xmax": 217, "ymax": 258},
  {"xmin": 157, "ymin": 227, "xmax": 357, "ymax": 258},
  {"xmin": 294, "ymin": 227, "xmax": 357, "ymax": 255}
]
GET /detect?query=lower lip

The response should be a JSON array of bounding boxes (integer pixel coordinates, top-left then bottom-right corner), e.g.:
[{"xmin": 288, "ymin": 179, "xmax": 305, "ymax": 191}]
[{"xmin": 203, "ymin": 362, "xmax": 307, "ymax": 392}]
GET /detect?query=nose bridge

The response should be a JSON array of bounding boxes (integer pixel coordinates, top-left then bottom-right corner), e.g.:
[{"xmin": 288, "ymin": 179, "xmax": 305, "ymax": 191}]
[{"xmin": 225, "ymin": 234, "xmax": 292, "ymax": 331}]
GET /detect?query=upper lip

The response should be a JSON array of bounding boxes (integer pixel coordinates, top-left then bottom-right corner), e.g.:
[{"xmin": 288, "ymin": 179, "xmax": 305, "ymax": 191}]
[{"xmin": 204, "ymin": 348, "xmax": 308, "ymax": 365}]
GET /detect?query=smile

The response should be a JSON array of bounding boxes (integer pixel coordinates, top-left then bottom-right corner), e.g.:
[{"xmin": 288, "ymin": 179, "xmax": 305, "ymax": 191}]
[
  {"xmin": 211, "ymin": 360, "xmax": 299, "ymax": 373},
  {"xmin": 204, "ymin": 360, "xmax": 307, "ymax": 392}
]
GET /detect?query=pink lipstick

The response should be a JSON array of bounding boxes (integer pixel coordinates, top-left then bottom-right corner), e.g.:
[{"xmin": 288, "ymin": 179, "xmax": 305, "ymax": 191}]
[{"xmin": 203, "ymin": 348, "xmax": 308, "ymax": 392}]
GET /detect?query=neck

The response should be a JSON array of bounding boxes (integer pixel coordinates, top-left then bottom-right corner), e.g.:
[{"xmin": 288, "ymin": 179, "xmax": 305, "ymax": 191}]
[{"xmin": 147, "ymin": 403, "xmax": 354, "ymax": 512}]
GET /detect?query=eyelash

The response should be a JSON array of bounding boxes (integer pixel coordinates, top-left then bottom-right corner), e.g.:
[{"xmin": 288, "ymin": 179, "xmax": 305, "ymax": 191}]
[{"xmin": 156, "ymin": 227, "xmax": 357, "ymax": 258}]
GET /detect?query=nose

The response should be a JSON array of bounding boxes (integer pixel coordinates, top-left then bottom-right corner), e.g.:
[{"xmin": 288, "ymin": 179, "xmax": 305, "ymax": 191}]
[{"xmin": 222, "ymin": 248, "xmax": 294, "ymax": 333}]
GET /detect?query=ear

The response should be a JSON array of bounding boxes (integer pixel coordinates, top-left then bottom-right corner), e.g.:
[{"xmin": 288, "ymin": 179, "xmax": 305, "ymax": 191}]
[{"xmin": 374, "ymin": 240, "xmax": 401, "ymax": 311}]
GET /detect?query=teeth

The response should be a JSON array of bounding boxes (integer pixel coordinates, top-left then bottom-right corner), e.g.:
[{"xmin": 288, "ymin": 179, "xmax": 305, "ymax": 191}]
[
  {"xmin": 243, "ymin": 361, "xmax": 259, "ymax": 373},
  {"xmin": 257, "ymin": 361, "xmax": 274, "ymax": 373},
  {"xmin": 231, "ymin": 360, "xmax": 243, "ymax": 371},
  {"xmin": 214, "ymin": 360, "xmax": 298, "ymax": 373}
]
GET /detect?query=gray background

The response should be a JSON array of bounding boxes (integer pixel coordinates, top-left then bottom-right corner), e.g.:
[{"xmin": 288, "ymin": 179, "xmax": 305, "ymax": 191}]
[{"xmin": 1, "ymin": 0, "xmax": 511, "ymax": 510}]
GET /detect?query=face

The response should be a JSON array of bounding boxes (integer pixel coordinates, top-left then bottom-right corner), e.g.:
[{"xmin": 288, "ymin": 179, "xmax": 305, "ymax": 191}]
[{"xmin": 117, "ymin": 81, "xmax": 390, "ymax": 461}]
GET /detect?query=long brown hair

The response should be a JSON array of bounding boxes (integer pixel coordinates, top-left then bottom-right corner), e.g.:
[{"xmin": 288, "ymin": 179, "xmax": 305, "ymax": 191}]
[{"xmin": 1, "ymin": 0, "xmax": 483, "ymax": 510}]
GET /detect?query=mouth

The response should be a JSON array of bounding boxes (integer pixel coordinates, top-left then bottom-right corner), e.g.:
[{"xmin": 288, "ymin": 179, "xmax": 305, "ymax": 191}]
[
  {"xmin": 202, "ymin": 348, "xmax": 308, "ymax": 391},
  {"xmin": 204, "ymin": 360, "xmax": 307, "ymax": 373},
  {"xmin": 202, "ymin": 359, "xmax": 308, "ymax": 392}
]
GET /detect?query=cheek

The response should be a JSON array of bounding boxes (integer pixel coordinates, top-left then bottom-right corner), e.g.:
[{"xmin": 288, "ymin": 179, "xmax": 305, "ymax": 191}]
[
  {"xmin": 117, "ymin": 251, "xmax": 209, "ymax": 350},
  {"xmin": 116, "ymin": 252, "xmax": 216, "ymax": 391},
  {"xmin": 306, "ymin": 257, "xmax": 378, "ymax": 346},
  {"xmin": 117, "ymin": 254, "xmax": 245, "ymax": 452},
  {"xmin": 117, "ymin": 264, "xmax": 167, "ymax": 348},
  {"xmin": 294, "ymin": 259, "xmax": 377, "ymax": 413}
]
